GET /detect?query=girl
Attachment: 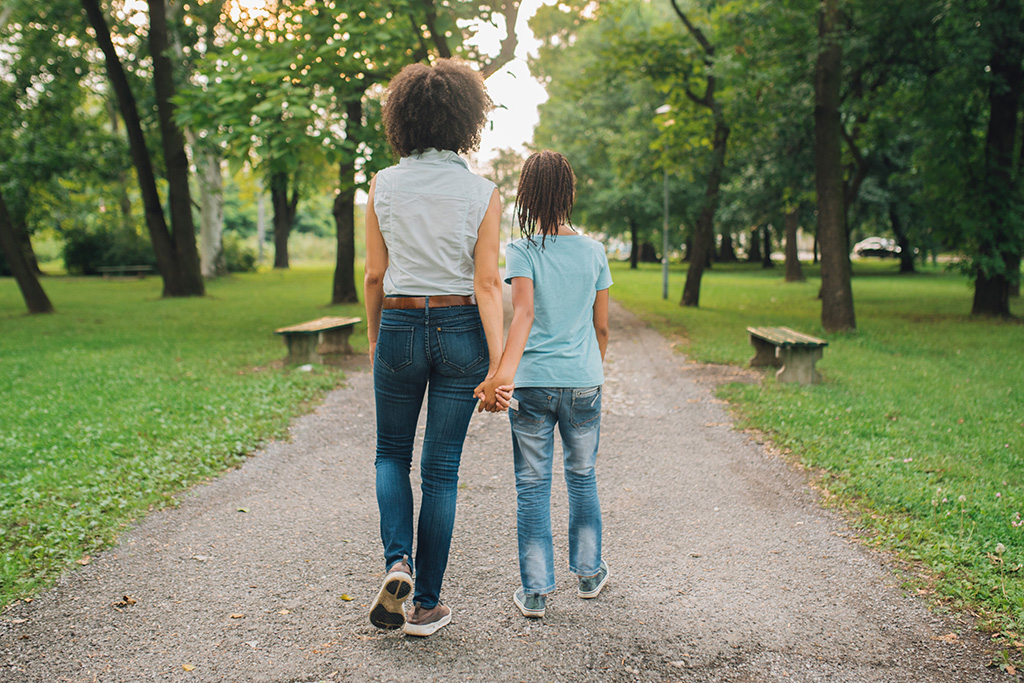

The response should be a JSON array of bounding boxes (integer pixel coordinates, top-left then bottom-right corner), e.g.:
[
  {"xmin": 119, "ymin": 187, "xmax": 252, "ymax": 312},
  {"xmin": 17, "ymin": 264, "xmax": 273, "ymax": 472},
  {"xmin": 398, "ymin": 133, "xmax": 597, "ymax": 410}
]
[{"xmin": 476, "ymin": 150, "xmax": 612, "ymax": 618}]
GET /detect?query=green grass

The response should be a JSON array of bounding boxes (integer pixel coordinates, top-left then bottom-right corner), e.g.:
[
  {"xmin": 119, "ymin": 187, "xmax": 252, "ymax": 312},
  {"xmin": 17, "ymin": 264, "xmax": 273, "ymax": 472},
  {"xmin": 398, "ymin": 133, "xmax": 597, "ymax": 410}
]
[
  {"xmin": 611, "ymin": 260, "xmax": 1024, "ymax": 633},
  {"xmin": 0, "ymin": 267, "xmax": 364, "ymax": 606}
]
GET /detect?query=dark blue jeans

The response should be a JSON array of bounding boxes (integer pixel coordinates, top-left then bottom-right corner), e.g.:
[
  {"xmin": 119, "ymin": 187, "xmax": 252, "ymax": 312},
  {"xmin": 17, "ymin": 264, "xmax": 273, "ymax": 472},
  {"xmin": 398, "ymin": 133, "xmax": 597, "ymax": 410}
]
[{"xmin": 373, "ymin": 303, "xmax": 488, "ymax": 609}]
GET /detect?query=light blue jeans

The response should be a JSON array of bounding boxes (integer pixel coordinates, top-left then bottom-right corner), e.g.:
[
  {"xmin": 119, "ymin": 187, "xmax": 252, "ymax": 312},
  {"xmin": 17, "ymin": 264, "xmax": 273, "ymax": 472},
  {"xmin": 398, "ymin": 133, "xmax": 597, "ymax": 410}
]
[
  {"xmin": 373, "ymin": 303, "xmax": 488, "ymax": 609},
  {"xmin": 509, "ymin": 386, "xmax": 603, "ymax": 595}
]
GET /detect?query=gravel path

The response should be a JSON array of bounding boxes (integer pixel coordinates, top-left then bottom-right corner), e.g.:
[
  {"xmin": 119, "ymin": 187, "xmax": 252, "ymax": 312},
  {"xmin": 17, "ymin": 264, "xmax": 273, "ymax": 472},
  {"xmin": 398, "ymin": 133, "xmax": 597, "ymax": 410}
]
[{"xmin": 0, "ymin": 299, "xmax": 1003, "ymax": 683}]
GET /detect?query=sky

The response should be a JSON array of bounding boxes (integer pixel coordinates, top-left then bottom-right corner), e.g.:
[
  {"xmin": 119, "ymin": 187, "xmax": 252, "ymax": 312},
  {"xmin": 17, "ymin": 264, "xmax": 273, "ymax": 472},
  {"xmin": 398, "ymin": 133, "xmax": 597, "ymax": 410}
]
[{"xmin": 473, "ymin": 0, "xmax": 552, "ymax": 163}]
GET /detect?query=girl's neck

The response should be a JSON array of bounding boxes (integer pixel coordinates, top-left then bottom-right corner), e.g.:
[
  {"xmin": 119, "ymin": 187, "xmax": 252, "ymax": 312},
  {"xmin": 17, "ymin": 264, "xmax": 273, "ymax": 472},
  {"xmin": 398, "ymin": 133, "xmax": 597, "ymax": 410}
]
[{"xmin": 543, "ymin": 224, "xmax": 577, "ymax": 236}]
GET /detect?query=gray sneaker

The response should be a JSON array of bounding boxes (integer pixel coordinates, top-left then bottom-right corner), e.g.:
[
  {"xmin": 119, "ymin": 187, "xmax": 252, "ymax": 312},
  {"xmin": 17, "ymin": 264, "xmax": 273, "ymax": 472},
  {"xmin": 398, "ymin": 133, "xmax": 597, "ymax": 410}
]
[
  {"xmin": 577, "ymin": 561, "xmax": 610, "ymax": 598},
  {"xmin": 513, "ymin": 587, "xmax": 547, "ymax": 618}
]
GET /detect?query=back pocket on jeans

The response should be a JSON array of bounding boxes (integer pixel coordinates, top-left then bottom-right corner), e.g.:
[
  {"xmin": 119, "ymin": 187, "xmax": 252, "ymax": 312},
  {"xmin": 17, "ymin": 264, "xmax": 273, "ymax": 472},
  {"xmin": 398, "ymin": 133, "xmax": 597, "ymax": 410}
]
[
  {"xmin": 570, "ymin": 386, "xmax": 601, "ymax": 432},
  {"xmin": 436, "ymin": 324, "xmax": 485, "ymax": 374},
  {"xmin": 377, "ymin": 325, "xmax": 414, "ymax": 372}
]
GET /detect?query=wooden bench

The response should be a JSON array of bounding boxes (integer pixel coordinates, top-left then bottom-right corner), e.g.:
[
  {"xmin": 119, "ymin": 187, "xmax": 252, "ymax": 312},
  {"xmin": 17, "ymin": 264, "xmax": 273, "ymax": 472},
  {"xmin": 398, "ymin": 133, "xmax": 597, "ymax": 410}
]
[
  {"xmin": 275, "ymin": 316, "xmax": 361, "ymax": 365},
  {"xmin": 97, "ymin": 265, "xmax": 153, "ymax": 278},
  {"xmin": 747, "ymin": 326, "xmax": 828, "ymax": 385}
]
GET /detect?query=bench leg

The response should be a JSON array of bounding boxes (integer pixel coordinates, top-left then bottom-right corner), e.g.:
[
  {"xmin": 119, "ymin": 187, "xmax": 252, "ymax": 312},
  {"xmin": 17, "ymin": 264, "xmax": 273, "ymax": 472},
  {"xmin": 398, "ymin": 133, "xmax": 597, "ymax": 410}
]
[
  {"xmin": 749, "ymin": 336, "xmax": 782, "ymax": 368},
  {"xmin": 317, "ymin": 327, "xmax": 353, "ymax": 356},
  {"xmin": 282, "ymin": 334, "xmax": 320, "ymax": 365},
  {"xmin": 776, "ymin": 347, "xmax": 824, "ymax": 385}
]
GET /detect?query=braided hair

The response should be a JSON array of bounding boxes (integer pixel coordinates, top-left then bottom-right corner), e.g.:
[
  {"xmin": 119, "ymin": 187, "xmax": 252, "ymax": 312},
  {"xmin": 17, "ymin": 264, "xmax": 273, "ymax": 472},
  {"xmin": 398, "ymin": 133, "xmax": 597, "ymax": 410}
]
[{"xmin": 514, "ymin": 150, "xmax": 576, "ymax": 247}]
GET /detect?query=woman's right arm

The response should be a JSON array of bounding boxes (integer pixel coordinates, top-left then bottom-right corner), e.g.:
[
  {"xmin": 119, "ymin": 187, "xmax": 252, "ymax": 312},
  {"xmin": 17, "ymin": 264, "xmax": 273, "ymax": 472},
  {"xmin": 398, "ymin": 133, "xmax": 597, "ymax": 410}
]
[
  {"xmin": 593, "ymin": 288, "xmax": 610, "ymax": 362},
  {"xmin": 364, "ymin": 176, "xmax": 388, "ymax": 362},
  {"xmin": 473, "ymin": 189, "xmax": 505, "ymax": 401}
]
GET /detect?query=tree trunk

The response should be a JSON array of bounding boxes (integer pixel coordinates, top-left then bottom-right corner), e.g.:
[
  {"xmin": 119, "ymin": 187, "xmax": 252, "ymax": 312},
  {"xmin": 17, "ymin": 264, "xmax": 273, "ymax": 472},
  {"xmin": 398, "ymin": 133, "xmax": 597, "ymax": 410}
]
[
  {"xmin": 889, "ymin": 203, "xmax": 915, "ymax": 274},
  {"xmin": 81, "ymin": 0, "xmax": 187, "ymax": 297},
  {"xmin": 747, "ymin": 226, "xmax": 762, "ymax": 262},
  {"xmin": 762, "ymin": 223, "xmax": 775, "ymax": 269},
  {"xmin": 681, "ymin": 116, "xmax": 729, "ymax": 307},
  {"xmin": 784, "ymin": 208, "xmax": 805, "ymax": 282},
  {"xmin": 195, "ymin": 148, "xmax": 226, "ymax": 278},
  {"xmin": 332, "ymin": 100, "xmax": 362, "ymax": 304},
  {"xmin": 270, "ymin": 172, "xmax": 297, "ymax": 269},
  {"xmin": 719, "ymin": 230, "xmax": 738, "ymax": 262},
  {"xmin": 972, "ymin": 0, "xmax": 1022, "ymax": 317},
  {"xmin": 629, "ymin": 217, "xmax": 639, "ymax": 269},
  {"xmin": 148, "ymin": 0, "xmax": 204, "ymax": 296},
  {"xmin": 0, "ymin": 188, "xmax": 53, "ymax": 314},
  {"xmin": 815, "ymin": 0, "xmax": 856, "ymax": 331}
]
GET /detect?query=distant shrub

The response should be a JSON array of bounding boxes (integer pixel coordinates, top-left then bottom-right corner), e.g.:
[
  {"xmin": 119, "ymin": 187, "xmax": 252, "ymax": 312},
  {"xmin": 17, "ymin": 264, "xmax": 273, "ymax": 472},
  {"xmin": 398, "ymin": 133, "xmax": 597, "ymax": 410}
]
[
  {"xmin": 222, "ymin": 232, "xmax": 257, "ymax": 273},
  {"xmin": 62, "ymin": 227, "xmax": 155, "ymax": 275}
]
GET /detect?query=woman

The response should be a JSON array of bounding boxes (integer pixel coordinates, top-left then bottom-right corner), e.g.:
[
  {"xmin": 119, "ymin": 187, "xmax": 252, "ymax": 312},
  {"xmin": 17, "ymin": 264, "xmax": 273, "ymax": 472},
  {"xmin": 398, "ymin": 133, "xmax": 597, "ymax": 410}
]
[{"xmin": 363, "ymin": 59, "xmax": 505, "ymax": 637}]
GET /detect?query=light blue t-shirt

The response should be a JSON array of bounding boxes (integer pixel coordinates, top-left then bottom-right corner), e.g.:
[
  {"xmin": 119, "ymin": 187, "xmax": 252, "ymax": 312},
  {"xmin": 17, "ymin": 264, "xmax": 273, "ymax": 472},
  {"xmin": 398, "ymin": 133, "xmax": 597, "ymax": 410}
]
[
  {"xmin": 504, "ymin": 234, "xmax": 613, "ymax": 388},
  {"xmin": 373, "ymin": 149, "xmax": 496, "ymax": 296}
]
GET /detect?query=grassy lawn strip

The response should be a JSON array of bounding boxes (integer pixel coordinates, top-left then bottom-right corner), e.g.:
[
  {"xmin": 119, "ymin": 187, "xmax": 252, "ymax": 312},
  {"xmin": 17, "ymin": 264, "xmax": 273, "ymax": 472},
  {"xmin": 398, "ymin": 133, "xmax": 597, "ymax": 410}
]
[
  {"xmin": 0, "ymin": 268, "xmax": 363, "ymax": 607},
  {"xmin": 610, "ymin": 261, "xmax": 1024, "ymax": 634}
]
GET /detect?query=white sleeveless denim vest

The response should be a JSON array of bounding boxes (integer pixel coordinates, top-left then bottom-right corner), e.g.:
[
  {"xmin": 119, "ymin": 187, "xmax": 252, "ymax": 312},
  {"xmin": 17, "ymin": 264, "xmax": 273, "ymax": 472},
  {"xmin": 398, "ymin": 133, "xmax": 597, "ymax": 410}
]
[{"xmin": 373, "ymin": 148, "xmax": 496, "ymax": 296}]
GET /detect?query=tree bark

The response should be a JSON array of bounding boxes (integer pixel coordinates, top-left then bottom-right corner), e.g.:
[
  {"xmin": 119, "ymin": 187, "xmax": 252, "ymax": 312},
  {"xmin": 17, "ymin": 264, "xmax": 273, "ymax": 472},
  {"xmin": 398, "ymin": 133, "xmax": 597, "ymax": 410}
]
[
  {"xmin": 784, "ymin": 208, "xmax": 805, "ymax": 282},
  {"xmin": 270, "ymin": 171, "xmax": 298, "ymax": 269},
  {"xmin": 81, "ymin": 0, "xmax": 187, "ymax": 297},
  {"xmin": 815, "ymin": 0, "xmax": 856, "ymax": 331},
  {"xmin": 197, "ymin": 150, "xmax": 226, "ymax": 278},
  {"xmin": 747, "ymin": 226, "xmax": 762, "ymax": 263},
  {"xmin": 762, "ymin": 223, "xmax": 775, "ymax": 269},
  {"xmin": 148, "ymin": 0, "xmax": 204, "ymax": 296},
  {"xmin": 972, "ymin": 0, "xmax": 1022, "ymax": 316},
  {"xmin": 0, "ymin": 188, "xmax": 53, "ymax": 314},
  {"xmin": 889, "ymin": 203, "xmax": 915, "ymax": 274},
  {"xmin": 629, "ymin": 217, "xmax": 639, "ymax": 269},
  {"xmin": 332, "ymin": 100, "xmax": 362, "ymax": 304},
  {"xmin": 719, "ymin": 230, "xmax": 738, "ymax": 262},
  {"xmin": 681, "ymin": 116, "xmax": 729, "ymax": 307}
]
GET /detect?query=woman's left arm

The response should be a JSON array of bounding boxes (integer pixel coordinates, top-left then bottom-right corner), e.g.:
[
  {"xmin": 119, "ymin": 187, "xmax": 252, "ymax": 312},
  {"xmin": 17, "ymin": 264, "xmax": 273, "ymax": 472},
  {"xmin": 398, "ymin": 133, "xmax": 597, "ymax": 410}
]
[
  {"xmin": 364, "ymin": 176, "xmax": 388, "ymax": 362},
  {"xmin": 473, "ymin": 189, "xmax": 505, "ymax": 400}
]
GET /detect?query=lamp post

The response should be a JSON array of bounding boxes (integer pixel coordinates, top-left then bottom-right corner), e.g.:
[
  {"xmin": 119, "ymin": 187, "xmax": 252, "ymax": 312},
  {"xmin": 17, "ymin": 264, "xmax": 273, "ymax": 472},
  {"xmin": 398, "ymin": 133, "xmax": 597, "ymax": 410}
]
[{"xmin": 655, "ymin": 104, "xmax": 672, "ymax": 300}]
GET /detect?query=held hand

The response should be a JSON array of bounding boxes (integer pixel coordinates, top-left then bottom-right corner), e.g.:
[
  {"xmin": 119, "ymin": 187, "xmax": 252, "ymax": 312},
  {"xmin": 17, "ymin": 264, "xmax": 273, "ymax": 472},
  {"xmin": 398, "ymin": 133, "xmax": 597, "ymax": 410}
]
[
  {"xmin": 368, "ymin": 341, "xmax": 377, "ymax": 365},
  {"xmin": 494, "ymin": 383, "xmax": 515, "ymax": 411}
]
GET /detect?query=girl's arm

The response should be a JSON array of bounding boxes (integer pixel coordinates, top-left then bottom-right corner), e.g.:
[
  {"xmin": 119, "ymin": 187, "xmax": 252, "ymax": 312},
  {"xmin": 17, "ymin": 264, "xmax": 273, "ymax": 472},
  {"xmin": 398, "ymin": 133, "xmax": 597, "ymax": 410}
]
[
  {"xmin": 593, "ymin": 288, "xmax": 610, "ymax": 361},
  {"xmin": 473, "ymin": 189, "xmax": 505, "ymax": 396},
  {"xmin": 476, "ymin": 276, "xmax": 534, "ymax": 407},
  {"xmin": 364, "ymin": 176, "xmax": 388, "ymax": 362}
]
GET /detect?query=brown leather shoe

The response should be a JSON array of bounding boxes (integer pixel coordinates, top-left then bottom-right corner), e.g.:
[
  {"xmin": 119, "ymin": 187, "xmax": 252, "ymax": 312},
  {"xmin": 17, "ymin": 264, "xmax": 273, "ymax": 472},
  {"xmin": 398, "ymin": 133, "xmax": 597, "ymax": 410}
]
[{"xmin": 402, "ymin": 602, "xmax": 451, "ymax": 636}]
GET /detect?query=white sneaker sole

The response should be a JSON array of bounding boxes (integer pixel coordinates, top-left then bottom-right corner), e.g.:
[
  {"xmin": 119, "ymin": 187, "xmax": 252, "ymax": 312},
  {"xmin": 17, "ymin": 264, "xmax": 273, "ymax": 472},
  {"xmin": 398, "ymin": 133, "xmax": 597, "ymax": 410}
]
[
  {"xmin": 402, "ymin": 608, "xmax": 451, "ymax": 636},
  {"xmin": 513, "ymin": 591, "xmax": 546, "ymax": 618}
]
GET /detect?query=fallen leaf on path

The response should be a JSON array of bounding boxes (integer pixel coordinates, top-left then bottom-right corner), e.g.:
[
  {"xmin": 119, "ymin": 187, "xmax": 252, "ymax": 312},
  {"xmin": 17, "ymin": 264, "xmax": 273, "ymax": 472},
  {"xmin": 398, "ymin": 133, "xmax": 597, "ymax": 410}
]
[
  {"xmin": 278, "ymin": 609, "xmax": 291, "ymax": 615},
  {"xmin": 77, "ymin": 556, "xmax": 91, "ymax": 566},
  {"xmin": 230, "ymin": 613, "xmax": 244, "ymax": 619},
  {"xmin": 237, "ymin": 508, "xmax": 249, "ymax": 513},
  {"xmin": 112, "ymin": 596, "xmax": 137, "ymax": 608},
  {"xmin": 182, "ymin": 664, "xmax": 195, "ymax": 671},
  {"xmin": 933, "ymin": 633, "xmax": 958, "ymax": 643},
  {"xmin": 339, "ymin": 594, "xmax": 353, "ymax": 602}
]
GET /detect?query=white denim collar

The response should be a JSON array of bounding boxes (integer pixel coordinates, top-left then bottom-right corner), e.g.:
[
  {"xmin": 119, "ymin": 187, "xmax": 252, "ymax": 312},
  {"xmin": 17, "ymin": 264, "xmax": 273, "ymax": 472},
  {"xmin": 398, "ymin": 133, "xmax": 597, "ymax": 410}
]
[{"xmin": 399, "ymin": 148, "xmax": 469, "ymax": 170}]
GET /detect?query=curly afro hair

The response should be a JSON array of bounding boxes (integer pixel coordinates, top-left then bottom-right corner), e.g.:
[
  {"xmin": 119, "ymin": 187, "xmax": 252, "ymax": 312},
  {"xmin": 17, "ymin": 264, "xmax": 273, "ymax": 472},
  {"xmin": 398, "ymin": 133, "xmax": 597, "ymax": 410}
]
[
  {"xmin": 382, "ymin": 58, "xmax": 493, "ymax": 158},
  {"xmin": 514, "ymin": 150, "xmax": 576, "ymax": 246}
]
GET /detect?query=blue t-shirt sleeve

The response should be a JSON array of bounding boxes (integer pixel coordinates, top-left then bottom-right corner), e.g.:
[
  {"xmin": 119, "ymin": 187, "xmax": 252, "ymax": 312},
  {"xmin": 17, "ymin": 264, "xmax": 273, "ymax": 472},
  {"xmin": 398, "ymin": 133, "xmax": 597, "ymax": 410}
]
[
  {"xmin": 595, "ymin": 246, "xmax": 613, "ymax": 291},
  {"xmin": 504, "ymin": 240, "xmax": 534, "ymax": 284}
]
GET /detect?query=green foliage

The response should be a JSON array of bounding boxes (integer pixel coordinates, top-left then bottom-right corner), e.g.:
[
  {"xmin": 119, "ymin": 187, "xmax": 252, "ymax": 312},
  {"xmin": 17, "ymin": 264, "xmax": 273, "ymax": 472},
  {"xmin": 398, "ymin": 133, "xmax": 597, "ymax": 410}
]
[
  {"xmin": 0, "ymin": 268, "xmax": 363, "ymax": 605},
  {"xmin": 221, "ymin": 231, "xmax": 258, "ymax": 273},
  {"xmin": 61, "ymin": 226, "xmax": 156, "ymax": 274},
  {"xmin": 611, "ymin": 260, "xmax": 1024, "ymax": 629}
]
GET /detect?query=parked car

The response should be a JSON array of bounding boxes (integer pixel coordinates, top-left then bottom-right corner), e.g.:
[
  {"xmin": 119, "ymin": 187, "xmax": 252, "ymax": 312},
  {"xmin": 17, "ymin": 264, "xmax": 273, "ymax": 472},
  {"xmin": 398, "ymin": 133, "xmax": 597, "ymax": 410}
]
[{"xmin": 852, "ymin": 236, "xmax": 901, "ymax": 258}]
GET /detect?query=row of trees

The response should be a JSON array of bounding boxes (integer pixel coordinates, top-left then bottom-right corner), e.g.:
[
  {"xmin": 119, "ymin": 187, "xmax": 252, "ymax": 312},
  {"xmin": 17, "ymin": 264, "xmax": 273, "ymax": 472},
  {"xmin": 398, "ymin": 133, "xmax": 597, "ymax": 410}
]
[
  {"xmin": 1, "ymin": 0, "xmax": 522, "ymax": 313},
  {"xmin": 528, "ymin": 0, "xmax": 1023, "ymax": 327}
]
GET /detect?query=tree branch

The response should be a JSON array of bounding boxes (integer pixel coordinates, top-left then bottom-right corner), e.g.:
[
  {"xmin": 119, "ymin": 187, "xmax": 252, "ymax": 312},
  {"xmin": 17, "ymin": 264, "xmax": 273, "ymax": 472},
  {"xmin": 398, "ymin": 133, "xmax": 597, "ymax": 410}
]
[
  {"xmin": 668, "ymin": 0, "xmax": 715, "ymax": 61},
  {"xmin": 481, "ymin": 1, "xmax": 522, "ymax": 78},
  {"xmin": 421, "ymin": 0, "xmax": 452, "ymax": 58}
]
